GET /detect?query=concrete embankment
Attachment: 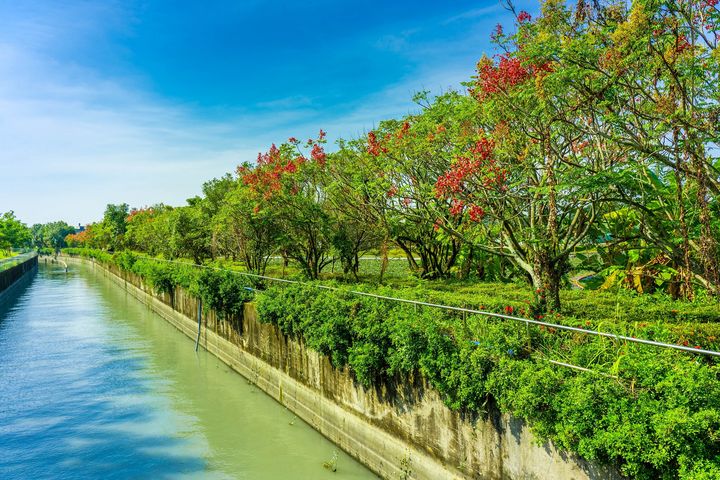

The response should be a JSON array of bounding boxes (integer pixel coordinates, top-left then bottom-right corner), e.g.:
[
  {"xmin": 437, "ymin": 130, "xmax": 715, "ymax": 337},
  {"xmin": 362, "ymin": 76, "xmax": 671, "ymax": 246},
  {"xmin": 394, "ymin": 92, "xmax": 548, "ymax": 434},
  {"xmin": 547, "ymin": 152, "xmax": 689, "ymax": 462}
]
[
  {"xmin": 62, "ymin": 255, "xmax": 622, "ymax": 480},
  {"xmin": 0, "ymin": 254, "xmax": 38, "ymax": 301}
]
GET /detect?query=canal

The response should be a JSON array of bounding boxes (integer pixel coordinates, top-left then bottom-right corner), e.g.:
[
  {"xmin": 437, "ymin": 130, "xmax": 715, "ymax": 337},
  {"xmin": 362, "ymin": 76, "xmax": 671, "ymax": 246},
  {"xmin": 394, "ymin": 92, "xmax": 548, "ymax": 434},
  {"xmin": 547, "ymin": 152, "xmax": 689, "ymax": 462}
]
[{"xmin": 0, "ymin": 262, "xmax": 377, "ymax": 479}]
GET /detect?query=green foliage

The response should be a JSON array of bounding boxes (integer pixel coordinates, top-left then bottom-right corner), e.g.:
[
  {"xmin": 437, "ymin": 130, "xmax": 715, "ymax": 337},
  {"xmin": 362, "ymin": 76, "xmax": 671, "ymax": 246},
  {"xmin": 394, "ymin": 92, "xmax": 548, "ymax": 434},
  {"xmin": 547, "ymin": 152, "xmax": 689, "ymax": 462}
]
[
  {"xmin": 194, "ymin": 268, "xmax": 253, "ymax": 318},
  {"xmin": 0, "ymin": 211, "xmax": 31, "ymax": 253},
  {"xmin": 65, "ymin": 248, "xmax": 253, "ymax": 319},
  {"xmin": 255, "ymin": 281, "xmax": 720, "ymax": 479},
  {"xmin": 65, "ymin": 246, "xmax": 720, "ymax": 477},
  {"xmin": 52, "ymin": 1, "xmax": 720, "ymax": 477},
  {"xmin": 31, "ymin": 221, "xmax": 75, "ymax": 253},
  {"xmin": 64, "ymin": 247, "xmax": 112, "ymax": 263}
]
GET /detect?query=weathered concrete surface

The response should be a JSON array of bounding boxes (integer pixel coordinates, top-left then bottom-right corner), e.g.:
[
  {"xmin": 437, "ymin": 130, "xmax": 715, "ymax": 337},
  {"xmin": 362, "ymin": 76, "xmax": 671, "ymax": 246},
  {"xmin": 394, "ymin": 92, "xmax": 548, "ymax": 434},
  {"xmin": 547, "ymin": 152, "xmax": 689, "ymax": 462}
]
[
  {"xmin": 62, "ymin": 255, "xmax": 623, "ymax": 480},
  {"xmin": 0, "ymin": 254, "xmax": 37, "ymax": 301}
]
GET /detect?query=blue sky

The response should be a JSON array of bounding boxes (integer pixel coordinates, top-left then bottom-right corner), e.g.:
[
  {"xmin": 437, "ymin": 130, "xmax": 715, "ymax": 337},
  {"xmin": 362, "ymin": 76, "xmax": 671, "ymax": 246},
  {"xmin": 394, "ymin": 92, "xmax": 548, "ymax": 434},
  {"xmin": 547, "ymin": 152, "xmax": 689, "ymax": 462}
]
[{"xmin": 0, "ymin": 0, "xmax": 535, "ymax": 226}]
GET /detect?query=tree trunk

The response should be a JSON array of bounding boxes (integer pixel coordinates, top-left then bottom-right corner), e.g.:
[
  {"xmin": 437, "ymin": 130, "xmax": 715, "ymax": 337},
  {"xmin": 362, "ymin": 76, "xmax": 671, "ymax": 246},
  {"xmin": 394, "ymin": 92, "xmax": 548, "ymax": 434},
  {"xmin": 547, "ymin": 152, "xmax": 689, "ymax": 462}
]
[
  {"xmin": 693, "ymin": 154, "xmax": 719, "ymax": 295},
  {"xmin": 673, "ymin": 136, "xmax": 693, "ymax": 300},
  {"xmin": 531, "ymin": 250, "xmax": 562, "ymax": 313}
]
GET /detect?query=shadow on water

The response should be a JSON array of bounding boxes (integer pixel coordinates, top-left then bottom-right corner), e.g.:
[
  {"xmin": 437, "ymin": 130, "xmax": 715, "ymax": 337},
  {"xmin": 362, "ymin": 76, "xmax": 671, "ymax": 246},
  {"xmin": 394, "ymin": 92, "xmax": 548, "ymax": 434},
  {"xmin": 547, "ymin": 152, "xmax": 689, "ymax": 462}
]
[
  {"xmin": 0, "ymin": 266, "xmax": 213, "ymax": 480},
  {"xmin": 0, "ymin": 268, "xmax": 37, "ymax": 322}
]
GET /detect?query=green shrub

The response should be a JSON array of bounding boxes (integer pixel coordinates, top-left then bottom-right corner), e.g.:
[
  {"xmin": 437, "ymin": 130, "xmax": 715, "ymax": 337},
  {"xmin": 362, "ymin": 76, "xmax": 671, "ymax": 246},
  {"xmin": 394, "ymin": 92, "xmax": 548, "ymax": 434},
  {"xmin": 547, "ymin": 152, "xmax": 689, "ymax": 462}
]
[
  {"xmin": 194, "ymin": 268, "xmax": 253, "ymax": 318},
  {"xmin": 255, "ymin": 282, "xmax": 720, "ymax": 479}
]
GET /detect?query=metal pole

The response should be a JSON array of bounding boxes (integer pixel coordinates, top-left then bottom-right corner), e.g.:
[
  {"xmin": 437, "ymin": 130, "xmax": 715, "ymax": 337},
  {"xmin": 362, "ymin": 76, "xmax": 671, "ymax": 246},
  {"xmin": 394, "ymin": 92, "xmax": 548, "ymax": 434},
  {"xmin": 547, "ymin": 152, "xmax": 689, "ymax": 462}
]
[{"xmin": 195, "ymin": 299, "xmax": 202, "ymax": 352}]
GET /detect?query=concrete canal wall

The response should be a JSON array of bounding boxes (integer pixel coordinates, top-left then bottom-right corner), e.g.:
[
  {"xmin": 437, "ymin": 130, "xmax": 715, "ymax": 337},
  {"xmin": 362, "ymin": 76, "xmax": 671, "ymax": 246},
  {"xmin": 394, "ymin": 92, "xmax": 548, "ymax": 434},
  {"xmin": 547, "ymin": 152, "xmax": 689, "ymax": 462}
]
[
  {"xmin": 0, "ymin": 254, "xmax": 38, "ymax": 301},
  {"xmin": 62, "ymin": 255, "xmax": 622, "ymax": 480}
]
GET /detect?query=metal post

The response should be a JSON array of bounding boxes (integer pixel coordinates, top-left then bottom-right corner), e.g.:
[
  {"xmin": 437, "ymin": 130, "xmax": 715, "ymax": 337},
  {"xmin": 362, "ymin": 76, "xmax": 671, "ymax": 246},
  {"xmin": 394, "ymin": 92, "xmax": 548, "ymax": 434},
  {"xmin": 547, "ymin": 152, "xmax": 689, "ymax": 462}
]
[{"xmin": 195, "ymin": 299, "xmax": 202, "ymax": 352}]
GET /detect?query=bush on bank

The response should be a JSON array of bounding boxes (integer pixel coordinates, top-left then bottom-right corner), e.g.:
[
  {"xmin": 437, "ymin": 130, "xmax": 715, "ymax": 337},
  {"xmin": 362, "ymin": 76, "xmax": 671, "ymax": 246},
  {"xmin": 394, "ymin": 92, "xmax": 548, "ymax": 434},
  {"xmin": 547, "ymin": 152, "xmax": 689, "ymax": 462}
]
[{"xmin": 63, "ymin": 248, "xmax": 720, "ymax": 479}]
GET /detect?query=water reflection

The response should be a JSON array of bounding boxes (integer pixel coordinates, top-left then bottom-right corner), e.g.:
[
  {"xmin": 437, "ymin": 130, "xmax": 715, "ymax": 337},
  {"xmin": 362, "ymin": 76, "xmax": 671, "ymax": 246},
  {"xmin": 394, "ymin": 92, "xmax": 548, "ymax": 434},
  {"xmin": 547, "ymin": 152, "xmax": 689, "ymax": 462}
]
[{"xmin": 0, "ymin": 264, "xmax": 375, "ymax": 479}]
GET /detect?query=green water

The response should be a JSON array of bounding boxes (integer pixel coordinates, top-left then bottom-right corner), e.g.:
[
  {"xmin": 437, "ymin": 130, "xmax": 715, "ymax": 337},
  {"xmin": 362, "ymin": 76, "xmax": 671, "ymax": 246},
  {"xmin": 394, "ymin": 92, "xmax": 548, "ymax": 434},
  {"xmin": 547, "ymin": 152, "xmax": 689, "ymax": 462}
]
[{"xmin": 0, "ymin": 262, "xmax": 377, "ymax": 479}]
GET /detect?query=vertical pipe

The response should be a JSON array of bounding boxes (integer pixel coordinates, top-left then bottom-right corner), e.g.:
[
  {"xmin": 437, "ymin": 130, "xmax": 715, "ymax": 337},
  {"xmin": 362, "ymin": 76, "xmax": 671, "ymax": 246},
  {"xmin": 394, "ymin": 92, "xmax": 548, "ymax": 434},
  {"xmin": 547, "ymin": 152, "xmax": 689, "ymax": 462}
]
[{"xmin": 195, "ymin": 299, "xmax": 202, "ymax": 352}]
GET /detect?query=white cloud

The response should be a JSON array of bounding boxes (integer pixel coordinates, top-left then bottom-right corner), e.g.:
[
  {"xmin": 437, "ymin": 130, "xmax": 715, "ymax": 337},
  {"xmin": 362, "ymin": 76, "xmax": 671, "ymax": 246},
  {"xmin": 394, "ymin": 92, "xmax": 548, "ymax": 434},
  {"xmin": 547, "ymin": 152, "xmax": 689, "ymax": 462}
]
[
  {"xmin": 0, "ymin": 2, "xmax": 483, "ymax": 227},
  {"xmin": 442, "ymin": 4, "xmax": 503, "ymax": 25}
]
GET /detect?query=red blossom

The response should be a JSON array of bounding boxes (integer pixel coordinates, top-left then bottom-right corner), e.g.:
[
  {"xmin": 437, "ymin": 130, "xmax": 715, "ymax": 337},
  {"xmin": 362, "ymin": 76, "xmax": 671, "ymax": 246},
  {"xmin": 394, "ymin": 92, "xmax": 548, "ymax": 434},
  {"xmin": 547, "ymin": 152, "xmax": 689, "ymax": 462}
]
[
  {"xmin": 387, "ymin": 185, "xmax": 398, "ymax": 198},
  {"xmin": 517, "ymin": 11, "xmax": 532, "ymax": 23},
  {"xmin": 284, "ymin": 161, "xmax": 297, "ymax": 173},
  {"xmin": 311, "ymin": 144, "xmax": 326, "ymax": 165},
  {"xmin": 449, "ymin": 199, "xmax": 465, "ymax": 216},
  {"xmin": 491, "ymin": 23, "xmax": 504, "ymax": 41},
  {"xmin": 435, "ymin": 137, "xmax": 500, "ymax": 198},
  {"xmin": 468, "ymin": 204, "xmax": 485, "ymax": 221},
  {"xmin": 367, "ymin": 131, "xmax": 387, "ymax": 156},
  {"xmin": 676, "ymin": 34, "xmax": 692, "ymax": 53},
  {"xmin": 475, "ymin": 56, "xmax": 531, "ymax": 98}
]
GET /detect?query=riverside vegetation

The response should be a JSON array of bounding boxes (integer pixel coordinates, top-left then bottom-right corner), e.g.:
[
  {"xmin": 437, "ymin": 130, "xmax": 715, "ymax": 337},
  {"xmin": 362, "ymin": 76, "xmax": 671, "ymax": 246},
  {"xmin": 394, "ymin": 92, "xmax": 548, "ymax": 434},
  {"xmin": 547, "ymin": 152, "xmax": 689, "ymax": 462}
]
[
  {"xmin": 20, "ymin": 0, "xmax": 720, "ymax": 478},
  {"xmin": 61, "ymin": 246, "xmax": 720, "ymax": 480}
]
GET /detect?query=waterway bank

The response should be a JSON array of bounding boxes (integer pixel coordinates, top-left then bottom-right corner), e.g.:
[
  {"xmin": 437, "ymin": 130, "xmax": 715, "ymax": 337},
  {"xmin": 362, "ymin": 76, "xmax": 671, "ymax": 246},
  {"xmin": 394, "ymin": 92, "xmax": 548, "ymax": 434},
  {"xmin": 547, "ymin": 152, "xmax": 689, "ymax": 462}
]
[
  {"xmin": 62, "ymin": 254, "xmax": 622, "ymax": 480},
  {"xmin": 0, "ymin": 253, "xmax": 37, "ymax": 301},
  {"xmin": 0, "ymin": 260, "xmax": 376, "ymax": 479}
]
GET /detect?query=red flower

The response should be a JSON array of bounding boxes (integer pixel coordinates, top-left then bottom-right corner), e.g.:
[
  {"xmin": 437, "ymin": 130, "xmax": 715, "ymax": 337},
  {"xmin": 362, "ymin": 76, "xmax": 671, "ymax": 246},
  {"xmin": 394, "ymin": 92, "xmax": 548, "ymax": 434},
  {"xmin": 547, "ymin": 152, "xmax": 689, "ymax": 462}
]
[
  {"xmin": 311, "ymin": 144, "xmax": 326, "ymax": 165},
  {"xmin": 517, "ymin": 11, "xmax": 531, "ymax": 23},
  {"xmin": 468, "ymin": 205, "xmax": 485, "ymax": 222},
  {"xmin": 449, "ymin": 199, "xmax": 464, "ymax": 216},
  {"xmin": 491, "ymin": 23, "xmax": 504, "ymax": 41},
  {"xmin": 476, "ymin": 56, "xmax": 531, "ymax": 98},
  {"xmin": 676, "ymin": 34, "xmax": 692, "ymax": 53},
  {"xmin": 397, "ymin": 121, "xmax": 411, "ymax": 138},
  {"xmin": 367, "ymin": 131, "xmax": 387, "ymax": 156}
]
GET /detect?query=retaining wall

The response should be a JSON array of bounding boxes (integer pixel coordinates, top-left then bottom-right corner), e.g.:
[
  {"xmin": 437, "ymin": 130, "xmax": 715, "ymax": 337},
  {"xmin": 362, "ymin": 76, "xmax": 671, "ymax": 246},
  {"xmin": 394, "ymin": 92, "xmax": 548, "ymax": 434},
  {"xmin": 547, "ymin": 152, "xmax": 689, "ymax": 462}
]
[
  {"xmin": 0, "ymin": 254, "xmax": 38, "ymax": 301},
  {"xmin": 62, "ymin": 255, "xmax": 622, "ymax": 480}
]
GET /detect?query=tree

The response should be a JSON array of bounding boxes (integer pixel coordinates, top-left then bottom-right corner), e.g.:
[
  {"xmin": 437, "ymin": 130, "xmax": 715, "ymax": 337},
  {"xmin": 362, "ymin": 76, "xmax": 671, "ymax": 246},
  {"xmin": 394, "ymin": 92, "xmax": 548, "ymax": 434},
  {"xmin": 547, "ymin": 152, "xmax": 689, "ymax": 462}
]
[
  {"xmin": 101, "ymin": 203, "xmax": 130, "ymax": 251},
  {"xmin": 125, "ymin": 205, "xmax": 173, "ymax": 256},
  {"xmin": 540, "ymin": 0, "xmax": 720, "ymax": 297},
  {"xmin": 199, "ymin": 174, "xmax": 236, "ymax": 258},
  {"xmin": 213, "ymin": 181, "xmax": 280, "ymax": 275},
  {"xmin": 33, "ymin": 221, "xmax": 76, "ymax": 253},
  {"xmin": 237, "ymin": 132, "xmax": 333, "ymax": 279},
  {"xmin": 435, "ymin": 4, "xmax": 621, "ymax": 311},
  {"xmin": 168, "ymin": 203, "xmax": 212, "ymax": 264},
  {"xmin": 329, "ymin": 92, "xmax": 478, "ymax": 279},
  {"xmin": 0, "ymin": 211, "xmax": 31, "ymax": 253}
]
